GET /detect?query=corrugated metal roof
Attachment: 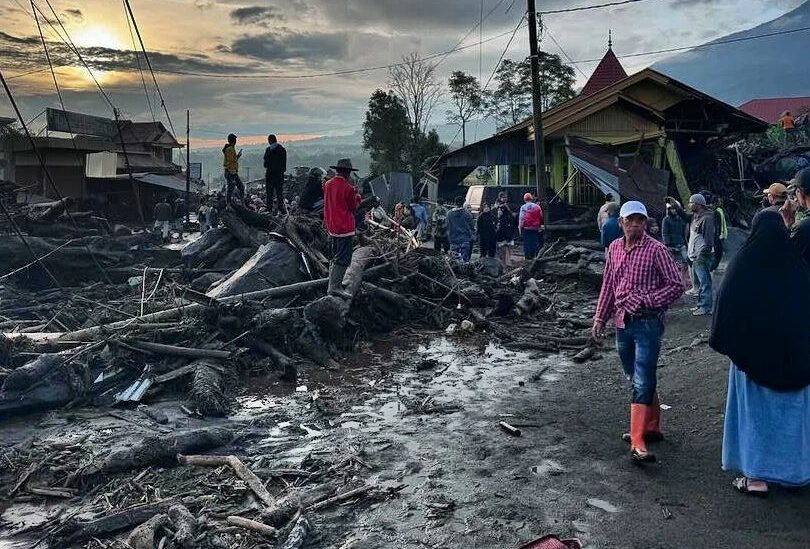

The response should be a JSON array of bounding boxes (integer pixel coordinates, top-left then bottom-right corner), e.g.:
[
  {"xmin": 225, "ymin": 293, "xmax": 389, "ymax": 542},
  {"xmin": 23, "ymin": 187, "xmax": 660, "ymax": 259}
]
[
  {"xmin": 738, "ymin": 97, "xmax": 810, "ymax": 123},
  {"xmin": 136, "ymin": 173, "xmax": 189, "ymax": 192}
]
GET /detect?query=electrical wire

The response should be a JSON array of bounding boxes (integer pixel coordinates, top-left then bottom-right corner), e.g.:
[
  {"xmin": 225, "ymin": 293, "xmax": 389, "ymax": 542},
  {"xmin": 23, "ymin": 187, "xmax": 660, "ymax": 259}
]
[
  {"xmin": 6, "ymin": 67, "xmax": 50, "ymax": 80},
  {"xmin": 572, "ymin": 24, "xmax": 810, "ymax": 63},
  {"xmin": 123, "ymin": 0, "xmax": 156, "ymax": 123},
  {"xmin": 122, "ymin": 0, "xmax": 178, "ymax": 139},
  {"xmin": 543, "ymin": 25, "xmax": 589, "ymax": 79},
  {"xmin": 0, "ymin": 67, "xmax": 115, "ymax": 284},
  {"xmin": 539, "ymin": 0, "xmax": 654, "ymax": 15},
  {"xmin": 36, "ymin": 0, "xmax": 116, "ymax": 110}
]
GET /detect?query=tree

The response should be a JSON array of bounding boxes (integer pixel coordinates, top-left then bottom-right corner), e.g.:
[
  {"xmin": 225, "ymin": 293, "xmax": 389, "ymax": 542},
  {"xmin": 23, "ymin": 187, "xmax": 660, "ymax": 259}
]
[
  {"xmin": 388, "ymin": 52, "xmax": 442, "ymax": 136},
  {"xmin": 446, "ymin": 71, "xmax": 483, "ymax": 147},
  {"xmin": 409, "ymin": 128, "xmax": 448, "ymax": 182},
  {"xmin": 486, "ymin": 54, "xmax": 576, "ymax": 129},
  {"xmin": 537, "ymin": 52, "xmax": 576, "ymax": 111},
  {"xmin": 362, "ymin": 89, "xmax": 411, "ymax": 176},
  {"xmin": 485, "ymin": 58, "xmax": 532, "ymax": 129}
]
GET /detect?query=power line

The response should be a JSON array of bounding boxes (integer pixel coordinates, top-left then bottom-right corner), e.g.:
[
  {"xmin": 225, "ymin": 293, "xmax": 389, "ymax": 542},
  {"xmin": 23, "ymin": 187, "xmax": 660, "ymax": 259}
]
[
  {"xmin": 151, "ymin": 25, "xmax": 528, "ymax": 80},
  {"xmin": 122, "ymin": 0, "xmax": 178, "ymax": 139},
  {"xmin": 435, "ymin": 0, "xmax": 509, "ymax": 69},
  {"xmin": 37, "ymin": 0, "xmax": 116, "ymax": 110},
  {"xmin": 571, "ymin": 24, "xmax": 810, "ymax": 63},
  {"xmin": 123, "ymin": 0, "xmax": 156, "ymax": 123},
  {"xmin": 543, "ymin": 25, "xmax": 589, "ymax": 79},
  {"xmin": 540, "ymin": 0, "xmax": 654, "ymax": 15},
  {"xmin": 0, "ymin": 67, "xmax": 114, "ymax": 284},
  {"xmin": 7, "ymin": 67, "xmax": 50, "ymax": 80}
]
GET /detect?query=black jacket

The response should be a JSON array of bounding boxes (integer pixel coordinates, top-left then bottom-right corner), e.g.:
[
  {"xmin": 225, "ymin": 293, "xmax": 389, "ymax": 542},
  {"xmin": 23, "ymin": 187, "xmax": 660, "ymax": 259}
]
[
  {"xmin": 477, "ymin": 210, "xmax": 497, "ymax": 242},
  {"xmin": 263, "ymin": 143, "xmax": 287, "ymax": 175}
]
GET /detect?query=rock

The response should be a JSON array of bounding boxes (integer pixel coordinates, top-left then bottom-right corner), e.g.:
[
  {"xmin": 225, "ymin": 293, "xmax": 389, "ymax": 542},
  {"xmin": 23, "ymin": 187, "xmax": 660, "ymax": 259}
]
[
  {"xmin": 445, "ymin": 323, "xmax": 458, "ymax": 335},
  {"xmin": 460, "ymin": 320, "xmax": 475, "ymax": 332}
]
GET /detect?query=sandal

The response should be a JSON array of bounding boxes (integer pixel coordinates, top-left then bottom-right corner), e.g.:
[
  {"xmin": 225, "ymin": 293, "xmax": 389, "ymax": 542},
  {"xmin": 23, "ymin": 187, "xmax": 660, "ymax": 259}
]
[{"xmin": 732, "ymin": 477, "xmax": 768, "ymax": 498}]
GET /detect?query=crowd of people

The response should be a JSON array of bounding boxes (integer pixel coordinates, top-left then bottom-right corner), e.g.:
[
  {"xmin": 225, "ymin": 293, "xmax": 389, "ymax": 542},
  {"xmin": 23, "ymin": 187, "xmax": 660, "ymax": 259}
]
[{"xmin": 593, "ymin": 169, "xmax": 810, "ymax": 498}]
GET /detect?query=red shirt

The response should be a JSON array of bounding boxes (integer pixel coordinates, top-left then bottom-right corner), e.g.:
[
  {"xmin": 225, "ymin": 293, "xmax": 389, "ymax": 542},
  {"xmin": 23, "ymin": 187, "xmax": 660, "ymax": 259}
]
[
  {"xmin": 323, "ymin": 175, "xmax": 361, "ymax": 237},
  {"xmin": 595, "ymin": 233, "xmax": 684, "ymax": 329}
]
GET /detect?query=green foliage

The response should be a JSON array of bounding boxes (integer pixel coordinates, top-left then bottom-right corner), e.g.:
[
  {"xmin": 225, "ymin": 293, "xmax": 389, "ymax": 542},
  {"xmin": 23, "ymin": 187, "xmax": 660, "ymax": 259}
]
[
  {"xmin": 363, "ymin": 89, "xmax": 448, "ymax": 181},
  {"xmin": 362, "ymin": 89, "xmax": 411, "ymax": 176},
  {"xmin": 486, "ymin": 53, "xmax": 576, "ymax": 129},
  {"xmin": 447, "ymin": 71, "xmax": 483, "ymax": 146}
]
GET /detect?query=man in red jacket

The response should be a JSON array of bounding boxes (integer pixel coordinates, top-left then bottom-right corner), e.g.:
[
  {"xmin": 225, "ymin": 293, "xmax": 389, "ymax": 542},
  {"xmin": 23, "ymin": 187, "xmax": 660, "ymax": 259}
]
[{"xmin": 323, "ymin": 158, "xmax": 361, "ymax": 298}]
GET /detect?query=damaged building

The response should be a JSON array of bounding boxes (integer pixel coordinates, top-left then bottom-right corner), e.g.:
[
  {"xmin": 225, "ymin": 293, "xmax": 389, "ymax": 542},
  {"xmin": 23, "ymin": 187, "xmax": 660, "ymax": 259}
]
[
  {"xmin": 435, "ymin": 44, "xmax": 768, "ymax": 218},
  {"xmin": 0, "ymin": 108, "xmax": 190, "ymax": 221}
]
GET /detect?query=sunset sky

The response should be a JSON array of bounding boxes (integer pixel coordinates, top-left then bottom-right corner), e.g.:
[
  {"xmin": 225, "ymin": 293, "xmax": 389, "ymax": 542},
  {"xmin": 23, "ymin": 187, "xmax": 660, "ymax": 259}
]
[{"xmin": 0, "ymin": 0, "xmax": 803, "ymax": 147}]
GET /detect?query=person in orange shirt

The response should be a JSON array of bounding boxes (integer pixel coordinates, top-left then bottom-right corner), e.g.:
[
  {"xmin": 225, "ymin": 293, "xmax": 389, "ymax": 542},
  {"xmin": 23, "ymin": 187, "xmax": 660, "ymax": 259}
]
[
  {"xmin": 780, "ymin": 111, "xmax": 796, "ymax": 130},
  {"xmin": 780, "ymin": 111, "xmax": 796, "ymax": 146}
]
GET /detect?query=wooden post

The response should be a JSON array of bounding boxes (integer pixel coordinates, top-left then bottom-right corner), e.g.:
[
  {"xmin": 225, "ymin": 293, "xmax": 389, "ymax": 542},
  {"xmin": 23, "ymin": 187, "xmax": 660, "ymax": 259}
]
[{"xmin": 527, "ymin": 0, "xmax": 549, "ymax": 217}]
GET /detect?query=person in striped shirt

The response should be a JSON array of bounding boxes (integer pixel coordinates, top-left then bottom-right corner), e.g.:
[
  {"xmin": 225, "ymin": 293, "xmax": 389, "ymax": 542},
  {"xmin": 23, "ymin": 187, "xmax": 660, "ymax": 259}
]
[{"xmin": 593, "ymin": 201, "xmax": 685, "ymax": 463}]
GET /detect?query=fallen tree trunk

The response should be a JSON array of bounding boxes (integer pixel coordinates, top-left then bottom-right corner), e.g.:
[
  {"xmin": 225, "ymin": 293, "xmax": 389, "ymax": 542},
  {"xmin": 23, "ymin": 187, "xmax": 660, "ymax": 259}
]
[
  {"xmin": 60, "ymin": 501, "xmax": 174, "ymax": 546},
  {"xmin": 90, "ymin": 427, "xmax": 233, "ymax": 476},
  {"xmin": 514, "ymin": 278, "xmax": 551, "ymax": 316},
  {"xmin": 187, "ymin": 360, "xmax": 229, "ymax": 416},
  {"xmin": 128, "ymin": 341, "xmax": 231, "ymax": 360},
  {"xmin": 227, "ymin": 516, "xmax": 277, "ymax": 538},
  {"xmin": 125, "ymin": 513, "xmax": 169, "ymax": 549},
  {"xmin": 61, "ymin": 264, "xmax": 392, "ymax": 342},
  {"xmin": 177, "ymin": 454, "xmax": 275, "ymax": 507},
  {"xmin": 221, "ymin": 207, "xmax": 266, "ymax": 248}
]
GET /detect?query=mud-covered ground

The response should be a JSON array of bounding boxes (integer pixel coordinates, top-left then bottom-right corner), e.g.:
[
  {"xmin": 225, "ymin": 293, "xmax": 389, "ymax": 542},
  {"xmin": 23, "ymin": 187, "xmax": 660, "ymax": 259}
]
[{"xmin": 1, "ymin": 293, "xmax": 809, "ymax": 548}]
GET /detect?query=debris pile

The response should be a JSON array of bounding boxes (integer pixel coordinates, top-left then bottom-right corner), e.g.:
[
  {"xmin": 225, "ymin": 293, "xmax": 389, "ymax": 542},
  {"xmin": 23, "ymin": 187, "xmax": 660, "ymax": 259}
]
[{"xmin": 0, "ymin": 201, "xmax": 607, "ymax": 547}]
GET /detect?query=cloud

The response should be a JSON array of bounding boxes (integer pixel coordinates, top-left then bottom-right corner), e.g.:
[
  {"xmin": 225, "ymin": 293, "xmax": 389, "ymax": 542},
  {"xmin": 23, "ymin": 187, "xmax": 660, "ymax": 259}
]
[
  {"xmin": 225, "ymin": 29, "xmax": 387, "ymax": 64},
  {"xmin": 230, "ymin": 6, "xmax": 285, "ymax": 26},
  {"xmin": 62, "ymin": 8, "xmax": 84, "ymax": 23},
  {"xmin": 0, "ymin": 30, "xmax": 261, "ymax": 76}
]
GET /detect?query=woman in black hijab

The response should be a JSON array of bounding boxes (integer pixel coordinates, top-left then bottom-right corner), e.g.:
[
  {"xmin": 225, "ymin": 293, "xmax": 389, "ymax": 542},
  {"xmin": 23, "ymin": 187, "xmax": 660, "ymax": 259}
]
[{"xmin": 710, "ymin": 210, "xmax": 810, "ymax": 496}]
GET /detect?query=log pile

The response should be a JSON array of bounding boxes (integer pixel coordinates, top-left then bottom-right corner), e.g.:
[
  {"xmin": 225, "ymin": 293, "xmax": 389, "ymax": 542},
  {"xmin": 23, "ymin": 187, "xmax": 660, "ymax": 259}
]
[{"xmin": 0, "ymin": 200, "xmax": 610, "ymax": 547}]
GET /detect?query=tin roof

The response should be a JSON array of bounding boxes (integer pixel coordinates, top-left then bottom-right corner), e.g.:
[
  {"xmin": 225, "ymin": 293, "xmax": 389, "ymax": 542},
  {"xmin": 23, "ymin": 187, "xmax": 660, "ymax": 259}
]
[{"xmin": 738, "ymin": 97, "xmax": 810, "ymax": 123}]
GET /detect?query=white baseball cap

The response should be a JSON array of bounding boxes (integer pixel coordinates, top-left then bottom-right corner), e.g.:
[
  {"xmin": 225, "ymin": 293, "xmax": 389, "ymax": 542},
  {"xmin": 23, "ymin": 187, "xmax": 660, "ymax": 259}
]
[{"xmin": 619, "ymin": 201, "xmax": 648, "ymax": 219}]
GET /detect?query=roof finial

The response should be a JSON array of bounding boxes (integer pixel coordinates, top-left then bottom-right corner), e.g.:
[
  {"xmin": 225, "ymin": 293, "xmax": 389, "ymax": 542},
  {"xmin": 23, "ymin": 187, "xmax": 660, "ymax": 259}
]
[{"xmin": 608, "ymin": 29, "xmax": 613, "ymax": 49}]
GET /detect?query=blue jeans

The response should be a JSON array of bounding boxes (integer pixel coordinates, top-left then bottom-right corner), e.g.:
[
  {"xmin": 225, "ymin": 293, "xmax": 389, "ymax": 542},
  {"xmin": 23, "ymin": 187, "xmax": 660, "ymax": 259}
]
[
  {"xmin": 451, "ymin": 241, "xmax": 471, "ymax": 262},
  {"xmin": 690, "ymin": 254, "xmax": 713, "ymax": 311},
  {"xmin": 522, "ymin": 229, "xmax": 543, "ymax": 259},
  {"xmin": 616, "ymin": 316, "xmax": 663, "ymax": 404}
]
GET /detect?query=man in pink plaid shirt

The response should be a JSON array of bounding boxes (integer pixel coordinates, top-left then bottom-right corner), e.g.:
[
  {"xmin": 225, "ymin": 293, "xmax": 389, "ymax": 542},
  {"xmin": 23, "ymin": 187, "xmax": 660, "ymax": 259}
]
[{"xmin": 593, "ymin": 201, "xmax": 684, "ymax": 463}]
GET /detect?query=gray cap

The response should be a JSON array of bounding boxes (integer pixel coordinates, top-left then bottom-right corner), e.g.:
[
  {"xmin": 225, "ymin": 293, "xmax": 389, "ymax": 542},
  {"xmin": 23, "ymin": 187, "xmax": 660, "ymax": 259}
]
[{"xmin": 689, "ymin": 193, "xmax": 706, "ymax": 206}]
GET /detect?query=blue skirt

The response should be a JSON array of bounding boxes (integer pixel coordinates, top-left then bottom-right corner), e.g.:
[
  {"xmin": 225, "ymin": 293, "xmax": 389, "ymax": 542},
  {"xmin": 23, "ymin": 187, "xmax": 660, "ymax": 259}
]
[{"xmin": 722, "ymin": 363, "xmax": 810, "ymax": 486}]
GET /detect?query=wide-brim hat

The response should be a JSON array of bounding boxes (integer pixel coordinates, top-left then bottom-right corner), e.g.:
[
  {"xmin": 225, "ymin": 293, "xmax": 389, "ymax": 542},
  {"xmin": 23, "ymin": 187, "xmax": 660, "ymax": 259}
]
[{"xmin": 329, "ymin": 158, "xmax": 358, "ymax": 172}]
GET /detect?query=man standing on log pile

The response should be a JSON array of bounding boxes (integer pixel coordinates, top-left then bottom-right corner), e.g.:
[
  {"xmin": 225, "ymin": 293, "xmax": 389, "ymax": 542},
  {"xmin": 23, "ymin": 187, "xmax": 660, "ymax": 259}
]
[
  {"xmin": 323, "ymin": 158, "xmax": 361, "ymax": 299},
  {"xmin": 264, "ymin": 134, "xmax": 287, "ymax": 215},
  {"xmin": 593, "ymin": 201, "xmax": 684, "ymax": 464},
  {"xmin": 222, "ymin": 133, "xmax": 245, "ymax": 205},
  {"xmin": 667, "ymin": 194, "xmax": 715, "ymax": 316}
]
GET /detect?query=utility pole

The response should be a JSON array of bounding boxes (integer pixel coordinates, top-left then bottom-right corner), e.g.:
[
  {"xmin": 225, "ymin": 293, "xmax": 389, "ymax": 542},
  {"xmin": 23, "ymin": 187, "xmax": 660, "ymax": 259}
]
[
  {"xmin": 527, "ymin": 0, "xmax": 549, "ymax": 215},
  {"xmin": 185, "ymin": 109, "xmax": 190, "ymax": 222}
]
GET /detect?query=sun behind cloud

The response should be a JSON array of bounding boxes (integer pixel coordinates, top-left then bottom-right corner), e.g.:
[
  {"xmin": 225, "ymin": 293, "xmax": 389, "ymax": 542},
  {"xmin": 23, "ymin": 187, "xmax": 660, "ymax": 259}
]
[{"xmin": 72, "ymin": 25, "xmax": 126, "ymax": 50}]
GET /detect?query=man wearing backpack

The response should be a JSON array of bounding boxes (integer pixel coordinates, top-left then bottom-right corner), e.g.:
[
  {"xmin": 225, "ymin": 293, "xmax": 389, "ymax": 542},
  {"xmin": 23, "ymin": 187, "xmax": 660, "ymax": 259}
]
[{"xmin": 432, "ymin": 197, "xmax": 450, "ymax": 253}]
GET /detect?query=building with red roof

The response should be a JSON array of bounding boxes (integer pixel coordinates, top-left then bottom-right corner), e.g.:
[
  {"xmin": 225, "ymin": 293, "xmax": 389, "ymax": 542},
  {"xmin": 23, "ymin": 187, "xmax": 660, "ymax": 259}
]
[
  {"xmin": 580, "ymin": 36, "xmax": 628, "ymax": 96},
  {"xmin": 738, "ymin": 97, "xmax": 810, "ymax": 124}
]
